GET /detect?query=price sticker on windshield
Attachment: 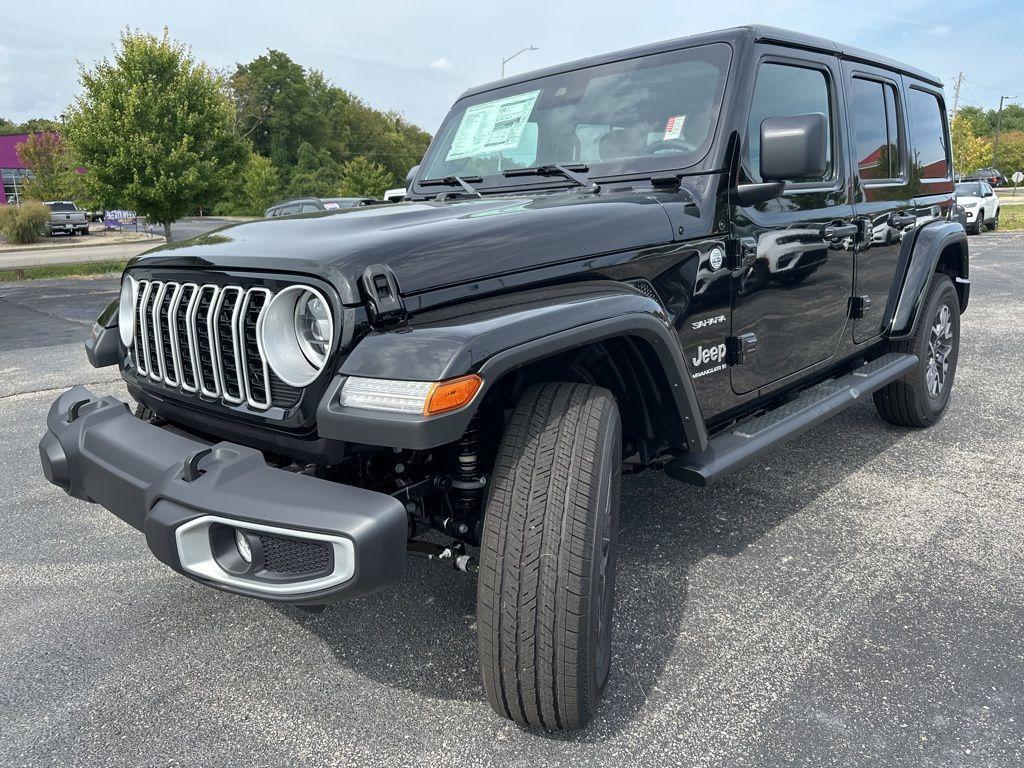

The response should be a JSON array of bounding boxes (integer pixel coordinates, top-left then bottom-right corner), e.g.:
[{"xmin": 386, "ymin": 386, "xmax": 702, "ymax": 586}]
[
  {"xmin": 446, "ymin": 90, "xmax": 541, "ymax": 161},
  {"xmin": 663, "ymin": 115, "xmax": 687, "ymax": 141}
]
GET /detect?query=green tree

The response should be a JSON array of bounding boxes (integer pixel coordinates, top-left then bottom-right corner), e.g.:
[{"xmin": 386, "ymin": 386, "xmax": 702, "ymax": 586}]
[
  {"xmin": 951, "ymin": 114, "xmax": 990, "ymax": 177},
  {"xmin": 14, "ymin": 132, "xmax": 89, "ymax": 202},
  {"xmin": 63, "ymin": 29, "xmax": 245, "ymax": 240},
  {"xmin": 995, "ymin": 130, "xmax": 1024, "ymax": 180},
  {"xmin": 285, "ymin": 141, "xmax": 340, "ymax": 198},
  {"xmin": 231, "ymin": 50, "xmax": 332, "ymax": 170},
  {"xmin": 338, "ymin": 156, "xmax": 393, "ymax": 198},
  {"xmin": 955, "ymin": 105, "xmax": 992, "ymax": 136},
  {"xmin": 240, "ymin": 153, "xmax": 280, "ymax": 214}
]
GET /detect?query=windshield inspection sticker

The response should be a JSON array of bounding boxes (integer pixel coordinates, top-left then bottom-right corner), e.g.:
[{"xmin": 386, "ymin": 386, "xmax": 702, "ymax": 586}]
[
  {"xmin": 663, "ymin": 114, "xmax": 687, "ymax": 141},
  {"xmin": 446, "ymin": 90, "xmax": 541, "ymax": 161}
]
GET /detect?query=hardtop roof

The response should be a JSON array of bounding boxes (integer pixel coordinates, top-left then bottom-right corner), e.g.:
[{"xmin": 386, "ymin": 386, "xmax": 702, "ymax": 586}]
[{"xmin": 461, "ymin": 25, "xmax": 942, "ymax": 101}]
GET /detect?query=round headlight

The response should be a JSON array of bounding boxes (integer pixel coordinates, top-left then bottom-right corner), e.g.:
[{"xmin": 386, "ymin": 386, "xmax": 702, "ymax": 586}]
[
  {"xmin": 260, "ymin": 286, "xmax": 335, "ymax": 387},
  {"xmin": 118, "ymin": 275, "xmax": 136, "ymax": 347}
]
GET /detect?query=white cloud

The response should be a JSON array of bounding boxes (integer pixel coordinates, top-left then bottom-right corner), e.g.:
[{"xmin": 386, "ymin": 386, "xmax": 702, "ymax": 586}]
[{"xmin": 428, "ymin": 57, "xmax": 453, "ymax": 71}]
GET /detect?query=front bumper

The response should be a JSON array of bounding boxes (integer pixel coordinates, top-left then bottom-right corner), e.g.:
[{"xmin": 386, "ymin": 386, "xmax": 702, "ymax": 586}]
[{"xmin": 38, "ymin": 386, "xmax": 407, "ymax": 604}]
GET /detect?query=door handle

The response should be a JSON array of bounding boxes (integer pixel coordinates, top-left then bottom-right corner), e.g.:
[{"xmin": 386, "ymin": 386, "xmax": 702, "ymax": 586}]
[
  {"xmin": 819, "ymin": 222, "xmax": 858, "ymax": 240},
  {"xmin": 888, "ymin": 212, "xmax": 917, "ymax": 228}
]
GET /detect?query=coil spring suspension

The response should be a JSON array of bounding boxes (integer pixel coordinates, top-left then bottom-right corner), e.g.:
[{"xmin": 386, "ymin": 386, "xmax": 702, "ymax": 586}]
[{"xmin": 446, "ymin": 417, "xmax": 486, "ymax": 540}]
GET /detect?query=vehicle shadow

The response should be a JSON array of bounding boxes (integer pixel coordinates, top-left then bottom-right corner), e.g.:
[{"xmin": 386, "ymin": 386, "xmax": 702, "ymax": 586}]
[{"xmin": 278, "ymin": 403, "xmax": 910, "ymax": 741}]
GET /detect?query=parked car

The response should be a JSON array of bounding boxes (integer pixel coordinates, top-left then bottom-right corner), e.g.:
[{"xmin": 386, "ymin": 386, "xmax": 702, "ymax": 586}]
[
  {"xmin": 43, "ymin": 201, "xmax": 89, "ymax": 236},
  {"xmin": 42, "ymin": 25, "xmax": 969, "ymax": 731},
  {"xmin": 961, "ymin": 167, "xmax": 1006, "ymax": 187},
  {"xmin": 264, "ymin": 197, "xmax": 382, "ymax": 217},
  {"xmin": 955, "ymin": 180, "xmax": 1000, "ymax": 234}
]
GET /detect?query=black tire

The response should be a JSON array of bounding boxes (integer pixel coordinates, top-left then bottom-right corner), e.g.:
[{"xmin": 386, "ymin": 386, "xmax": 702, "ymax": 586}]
[
  {"xmin": 873, "ymin": 273, "xmax": 960, "ymax": 427},
  {"xmin": 477, "ymin": 382, "xmax": 622, "ymax": 731},
  {"xmin": 990, "ymin": 209, "xmax": 999, "ymax": 231}
]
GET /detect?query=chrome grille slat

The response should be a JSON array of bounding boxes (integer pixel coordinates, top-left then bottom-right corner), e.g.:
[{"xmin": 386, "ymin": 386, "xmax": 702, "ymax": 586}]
[
  {"xmin": 213, "ymin": 287, "xmax": 245, "ymax": 404},
  {"xmin": 148, "ymin": 281, "xmax": 166, "ymax": 382},
  {"xmin": 158, "ymin": 282, "xmax": 181, "ymax": 387},
  {"xmin": 171, "ymin": 283, "xmax": 198, "ymax": 392},
  {"xmin": 195, "ymin": 285, "xmax": 222, "ymax": 399},
  {"xmin": 240, "ymin": 288, "xmax": 272, "ymax": 410},
  {"xmin": 129, "ymin": 278, "xmax": 308, "ymax": 412}
]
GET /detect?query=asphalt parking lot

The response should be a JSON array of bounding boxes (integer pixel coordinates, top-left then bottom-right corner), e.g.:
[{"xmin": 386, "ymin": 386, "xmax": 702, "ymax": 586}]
[{"xmin": 1, "ymin": 234, "xmax": 1022, "ymax": 767}]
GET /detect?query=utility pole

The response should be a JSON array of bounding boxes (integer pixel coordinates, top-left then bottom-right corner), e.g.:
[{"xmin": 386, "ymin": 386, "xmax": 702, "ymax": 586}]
[
  {"xmin": 951, "ymin": 73, "xmax": 964, "ymax": 120},
  {"xmin": 501, "ymin": 45, "xmax": 538, "ymax": 79},
  {"xmin": 993, "ymin": 95, "xmax": 1015, "ymax": 173}
]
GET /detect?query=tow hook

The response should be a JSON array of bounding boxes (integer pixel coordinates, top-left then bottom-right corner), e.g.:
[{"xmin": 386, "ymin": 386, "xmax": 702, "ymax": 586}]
[{"xmin": 407, "ymin": 540, "xmax": 479, "ymax": 574}]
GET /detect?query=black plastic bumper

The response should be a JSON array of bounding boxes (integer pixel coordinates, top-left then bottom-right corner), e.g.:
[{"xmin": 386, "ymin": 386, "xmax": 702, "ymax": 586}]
[{"xmin": 38, "ymin": 386, "xmax": 407, "ymax": 605}]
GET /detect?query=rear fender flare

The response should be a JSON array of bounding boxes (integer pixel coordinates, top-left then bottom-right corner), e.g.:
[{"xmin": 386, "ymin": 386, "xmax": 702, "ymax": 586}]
[{"xmin": 887, "ymin": 220, "xmax": 968, "ymax": 339}]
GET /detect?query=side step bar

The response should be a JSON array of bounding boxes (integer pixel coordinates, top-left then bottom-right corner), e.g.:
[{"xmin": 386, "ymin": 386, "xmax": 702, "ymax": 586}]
[{"xmin": 665, "ymin": 353, "xmax": 917, "ymax": 487}]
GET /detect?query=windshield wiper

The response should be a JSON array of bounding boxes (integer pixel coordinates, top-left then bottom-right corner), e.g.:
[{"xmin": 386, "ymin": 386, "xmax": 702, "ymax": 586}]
[
  {"xmin": 419, "ymin": 175, "xmax": 482, "ymax": 197},
  {"xmin": 502, "ymin": 164, "xmax": 600, "ymax": 193}
]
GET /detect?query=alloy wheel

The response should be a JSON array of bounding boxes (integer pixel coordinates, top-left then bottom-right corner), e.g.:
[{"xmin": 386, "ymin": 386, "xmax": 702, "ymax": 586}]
[{"xmin": 926, "ymin": 304, "xmax": 954, "ymax": 398}]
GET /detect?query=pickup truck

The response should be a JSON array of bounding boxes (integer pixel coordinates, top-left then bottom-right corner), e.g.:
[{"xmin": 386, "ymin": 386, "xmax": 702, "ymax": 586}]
[{"xmin": 44, "ymin": 201, "xmax": 90, "ymax": 236}]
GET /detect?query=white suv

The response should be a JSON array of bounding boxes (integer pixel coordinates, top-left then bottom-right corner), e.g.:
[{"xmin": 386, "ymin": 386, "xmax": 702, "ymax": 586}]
[{"xmin": 955, "ymin": 180, "xmax": 1000, "ymax": 234}]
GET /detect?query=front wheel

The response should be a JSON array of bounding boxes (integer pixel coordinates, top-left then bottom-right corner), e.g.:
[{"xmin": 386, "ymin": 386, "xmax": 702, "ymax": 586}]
[
  {"xmin": 477, "ymin": 382, "xmax": 621, "ymax": 731},
  {"xmin": 873, "ymin": 273, "xmax": 960, "ymax": 427}
]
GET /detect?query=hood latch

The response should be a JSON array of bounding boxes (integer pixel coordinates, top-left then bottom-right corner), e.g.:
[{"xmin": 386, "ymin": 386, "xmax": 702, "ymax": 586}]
[{"xmin": 360, "ymin": 264, "xmax": 407, "ymax": 327}]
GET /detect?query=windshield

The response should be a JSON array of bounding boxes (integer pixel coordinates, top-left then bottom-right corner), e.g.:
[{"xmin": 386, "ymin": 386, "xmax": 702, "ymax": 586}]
[
  {"xmin": 46, "ymin": 202, "xmax": 77, "ymax": 212},
  {"xmin": 417, "ymin": 43, "xmax": 732, "ymax": 191},
  {"xmin": 956, "ymin": 182, "xmax": 982, "ymax": 196}
]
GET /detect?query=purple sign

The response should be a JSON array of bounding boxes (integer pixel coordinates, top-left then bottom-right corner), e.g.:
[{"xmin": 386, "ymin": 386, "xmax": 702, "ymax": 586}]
[{"xmin": 103, "ymin": 209, "xmax": 137, "ymax": 228}]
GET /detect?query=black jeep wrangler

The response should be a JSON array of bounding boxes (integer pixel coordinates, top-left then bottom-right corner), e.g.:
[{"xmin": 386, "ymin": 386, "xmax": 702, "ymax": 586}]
[{"xmin": 40, "ymin": 26, "xmax": 968, "ymax": 730}]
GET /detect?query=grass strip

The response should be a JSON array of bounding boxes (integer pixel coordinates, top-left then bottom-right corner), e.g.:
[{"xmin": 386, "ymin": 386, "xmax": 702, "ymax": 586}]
[{"xmin": 0, "ymin": 259, "xmax": 128, "ymax": 282}]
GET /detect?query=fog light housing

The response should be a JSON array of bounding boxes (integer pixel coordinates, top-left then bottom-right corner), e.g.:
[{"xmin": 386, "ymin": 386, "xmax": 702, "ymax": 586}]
[{"xmin": 235, "ymin": 528, "xmax": 253, "ymax": 563}]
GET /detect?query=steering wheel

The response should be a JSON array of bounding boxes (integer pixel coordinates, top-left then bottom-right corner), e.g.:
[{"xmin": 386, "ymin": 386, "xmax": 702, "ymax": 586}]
[{"xmin": 640, "ymin": 138, "xmax": 696, "ymax": 156}]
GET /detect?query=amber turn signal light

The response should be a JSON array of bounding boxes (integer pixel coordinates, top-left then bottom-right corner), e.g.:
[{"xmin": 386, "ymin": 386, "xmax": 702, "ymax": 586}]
[{"xmin": 424, "ymin": 374, "xmax": 482, "ymax": 416}]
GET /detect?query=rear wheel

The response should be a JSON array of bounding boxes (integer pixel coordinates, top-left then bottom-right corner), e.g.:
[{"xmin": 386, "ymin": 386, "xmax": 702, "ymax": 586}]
[
  {"xmin": 873, "ymin": 273, "xmax": 960, "ymax": 427},
  {"xmin": 989, "ymin": 208, "xmax": 999, "ymax": 231},
  {"xmin": 477, "ymin": 382, "xmax": 621, "ymax": 731}
]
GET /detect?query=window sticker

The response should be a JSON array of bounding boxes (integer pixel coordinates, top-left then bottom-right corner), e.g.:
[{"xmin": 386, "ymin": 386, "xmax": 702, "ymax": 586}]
[
  {"xmin": 446, "ymin": 90, "xmax": 541, "ymax": 161},
  {"xmin": 663, "ymin": 114, "xmax": 687, "ymax": 141}
]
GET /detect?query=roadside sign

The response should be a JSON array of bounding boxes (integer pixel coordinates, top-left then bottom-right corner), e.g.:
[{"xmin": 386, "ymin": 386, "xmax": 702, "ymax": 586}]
[
  {"xmin": 103, "ymin": 210, "xmax": 138, "ymax": 229},
  {"xmin": 1012, "ymin": 172, "xmax": 1024, "ymax": 196}
]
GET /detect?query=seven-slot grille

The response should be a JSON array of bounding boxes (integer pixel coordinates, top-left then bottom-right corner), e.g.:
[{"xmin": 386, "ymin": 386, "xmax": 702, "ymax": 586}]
[{"xmin": 130, "ymin": 280, "xmax": 278, "ymax": 410}]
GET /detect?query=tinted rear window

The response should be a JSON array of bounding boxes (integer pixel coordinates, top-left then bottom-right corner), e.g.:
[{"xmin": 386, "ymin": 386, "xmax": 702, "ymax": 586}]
[
  {"xmin": 47, "ymin": 202, "xmax": 76, "ymax": 212},
  {"xmin": 907, "ymin": 89, "xmax": 949, "ymax": 180}
]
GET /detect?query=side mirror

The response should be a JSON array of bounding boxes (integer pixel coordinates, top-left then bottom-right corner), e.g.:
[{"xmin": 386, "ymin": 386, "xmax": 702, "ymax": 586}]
[
  {"xmin": 405, "ymin": 165, "xmax": 420, "ymax": 189},
  {"xmin": 760, "ymin": 113, "xmax": 828, "ymax": 182}
]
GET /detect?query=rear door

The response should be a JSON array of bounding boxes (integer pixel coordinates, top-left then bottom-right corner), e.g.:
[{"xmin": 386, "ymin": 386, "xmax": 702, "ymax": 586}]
[
  {"xmin": 729, "ymin": 49, "xmax": 856, "ymax": 395},
  {"xmin": 843, "ymin": 62, "xmax": 914, "ymax": 342}
]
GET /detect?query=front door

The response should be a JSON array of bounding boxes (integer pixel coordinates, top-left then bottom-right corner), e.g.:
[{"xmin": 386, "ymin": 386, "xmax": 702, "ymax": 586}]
[
  {"xmin": 844, "ymin": 62, "xmax": 915, "ymax": 342},
  {"xmin": 730, "ymin": 50, "xmax": 856, "ymax": 395}
]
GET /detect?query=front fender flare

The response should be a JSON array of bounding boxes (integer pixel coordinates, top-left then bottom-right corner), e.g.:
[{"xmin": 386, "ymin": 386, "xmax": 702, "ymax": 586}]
[{"xmin": 317, "ymin": 283, "xmax": 707, "ymax": 451}]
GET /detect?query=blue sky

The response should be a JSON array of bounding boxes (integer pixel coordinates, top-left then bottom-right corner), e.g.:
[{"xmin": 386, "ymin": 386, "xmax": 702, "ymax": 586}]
[{"xmin": 1, "ymin": 0, "xmax": 1020, "ymax": 133}]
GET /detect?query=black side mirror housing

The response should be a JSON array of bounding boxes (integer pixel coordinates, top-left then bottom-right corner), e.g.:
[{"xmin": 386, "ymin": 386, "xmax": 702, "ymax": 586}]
[
  {"xmin": 760, "ymin": 113, "xmax": 828, "ymax": 182},
  {"xmin": 405, "ymin": 165, "xmax": 420, "ymax": 189}
]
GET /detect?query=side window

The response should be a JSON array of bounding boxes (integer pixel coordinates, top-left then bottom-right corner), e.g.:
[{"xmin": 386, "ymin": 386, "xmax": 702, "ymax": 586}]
[
  {"xmin": 300, "ymin": 204, "xmax": 320, "ymax": 212},
  {"xmin": 850, "ymin": 77, "xmax": 902, "ymax": 181},
  {"xmin": 747, "ymin": 62, "xmax": 833, "ymax": 183},
  {"xmin": 907, "ymin": 88, "xmax": 950, "ymax": 180}
]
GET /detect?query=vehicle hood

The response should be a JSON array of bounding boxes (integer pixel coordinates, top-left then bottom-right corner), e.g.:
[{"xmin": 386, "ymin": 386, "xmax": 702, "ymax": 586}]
[
  {"xmin": 133, "ymin": 191, "xmax": 677, "ymax": 302},
  {"xmin": 956, "ymin": 195, "xmax": 982, "ymax": 204}
]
